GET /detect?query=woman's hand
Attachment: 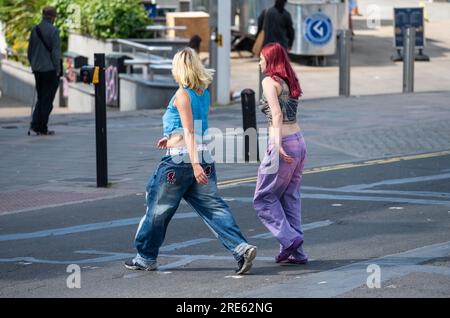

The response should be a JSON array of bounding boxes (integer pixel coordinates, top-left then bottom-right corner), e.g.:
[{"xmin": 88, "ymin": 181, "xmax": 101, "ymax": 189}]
[
  {"xmin": 193, "ymin": 164, "xmax": 208, "ymax": 185},
  {"xmin": 157, "ymin": 137, "xmax": 168, "ymax": 149},
  {"xmin": 279, "ymin": 147, "xmax": 294, "ymax": 164}
]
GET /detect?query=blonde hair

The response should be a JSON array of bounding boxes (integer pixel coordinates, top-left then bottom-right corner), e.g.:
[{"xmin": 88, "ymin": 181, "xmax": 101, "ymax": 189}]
[{"xmin": 171, "ymin": 48, "xmax": 215, "ymax": 91}]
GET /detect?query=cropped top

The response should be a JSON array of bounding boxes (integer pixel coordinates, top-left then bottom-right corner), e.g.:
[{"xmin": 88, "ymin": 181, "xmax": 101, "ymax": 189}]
[
  {"xmin": 259, "ymin": 76, "xmax": 299, "ymax": 126},
  {"xmin": 162, "ymin": 87, "xmax": 210, "ymax": 141}
]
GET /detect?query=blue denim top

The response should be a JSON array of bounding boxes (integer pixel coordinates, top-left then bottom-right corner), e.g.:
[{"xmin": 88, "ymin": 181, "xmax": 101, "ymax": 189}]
[{"xmin": 162, "ymin": 87, "xmax": 210, "ymax": 139}]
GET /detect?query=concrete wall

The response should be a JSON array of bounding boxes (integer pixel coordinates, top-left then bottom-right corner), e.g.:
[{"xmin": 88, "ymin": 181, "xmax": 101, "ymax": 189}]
[
  {"xmin": 67, "ymin": 82, "xmax": 95, "ymax": 113},
  {"xmin": 66, "ymin": 75, "xmax": 177, "ymax": 113},
  {"xmin": 68, "ymin": 33, "xmax": 115, "ymax": 65},
  {"xmin": 119, "ymin": 74, "xmax": 178, "ymax": 111},
  {"xmin": 0, "ymin": 59, "xmax": 63, "ymax": 107}
]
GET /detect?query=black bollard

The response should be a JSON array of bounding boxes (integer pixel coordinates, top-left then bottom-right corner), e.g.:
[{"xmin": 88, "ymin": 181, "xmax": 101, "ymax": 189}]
[
  {"xmin": 241, "ymin": 89, "xmax": 259, "ymax": 162},
  {"xmin": 94, "ymin": 54, "xmax": 108, "ymax": 188}
]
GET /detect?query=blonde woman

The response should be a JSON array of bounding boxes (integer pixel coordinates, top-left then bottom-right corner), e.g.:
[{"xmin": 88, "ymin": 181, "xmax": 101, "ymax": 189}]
[{"xmin": 125, "ymin": 48, "xmax": 257, "ymax": 275}]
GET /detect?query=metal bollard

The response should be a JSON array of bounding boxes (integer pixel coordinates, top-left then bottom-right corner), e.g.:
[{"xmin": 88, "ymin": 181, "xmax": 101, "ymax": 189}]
[
  {"xmin": 338, "ymin": 29, "xmax": 351, "ymax": 97},
  {"xmin": 403, "ymin": 27, "xmax": 415, "ymax": 93},
  {"xmin": 94, "ymin": 54, "xmax": 108, "ymax": 188},
  {"xmin": 241, "ymin": 89, "xmax": 259, "ymax": 162}
]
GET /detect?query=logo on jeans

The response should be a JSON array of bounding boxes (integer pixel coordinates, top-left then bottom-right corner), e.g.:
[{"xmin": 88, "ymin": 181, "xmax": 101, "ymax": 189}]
[
  {"xmin": 205, "ymin": 166, "xmax": 212, "ymax": 178},
  {"xmin": 167, "ymin": 171, "xmax": 176, "ymax": 184}
]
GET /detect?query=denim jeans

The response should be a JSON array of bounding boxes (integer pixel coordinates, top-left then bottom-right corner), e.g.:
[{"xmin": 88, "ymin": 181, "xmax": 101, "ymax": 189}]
[
  {"xmin": 134, "ymin": 151, "xmax": 252, "ymax": 264},
  {"xmin": 253, "ymin": 132, "xmax": 308, "ymax": 260}
]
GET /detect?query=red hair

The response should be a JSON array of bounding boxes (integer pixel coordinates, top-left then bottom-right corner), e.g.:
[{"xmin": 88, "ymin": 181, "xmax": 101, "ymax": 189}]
[{"xmin": 261, "ymin": 43, "xmax": 302, "ymax": 98}]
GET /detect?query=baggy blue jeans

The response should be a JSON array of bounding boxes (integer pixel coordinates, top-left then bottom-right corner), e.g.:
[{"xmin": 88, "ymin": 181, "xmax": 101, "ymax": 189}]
[{"xmin": 134, "ymin": 152, "xmax": 252, "ymax": 264}]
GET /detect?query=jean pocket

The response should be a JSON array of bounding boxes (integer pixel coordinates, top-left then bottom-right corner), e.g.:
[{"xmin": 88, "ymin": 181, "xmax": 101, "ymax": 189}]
[{"xmin": 202, "ymin": 164, "xmax": 216, "ymax": 180}]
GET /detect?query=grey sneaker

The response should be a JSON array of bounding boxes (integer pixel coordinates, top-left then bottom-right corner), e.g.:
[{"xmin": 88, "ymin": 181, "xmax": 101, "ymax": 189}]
[
  {"xmin": 124, "ymin": 258, "xmax": 157, "ymax": 271},
  {"xmin": 235, "ymin": 245, "xmax": 257, "ymax": 275}
]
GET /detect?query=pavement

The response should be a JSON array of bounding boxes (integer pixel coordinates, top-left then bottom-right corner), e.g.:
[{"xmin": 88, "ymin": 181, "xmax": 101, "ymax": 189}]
[
  {"xmin": 1, "ymin": 0, "xmax": 450, "ymax": 299},
  {"xmin": 1, "ymin": 91, "xmax": 450, "ymax": 213},
  {"xmin": 0, "ymin": 90, "xmax": 449, "ymax": 298}
]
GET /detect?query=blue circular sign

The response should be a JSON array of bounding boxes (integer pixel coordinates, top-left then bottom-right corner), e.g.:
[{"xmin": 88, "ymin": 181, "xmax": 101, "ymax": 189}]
[{"xmin": 304, "ymin": 13, "xmax": 333, "ymax": 46}]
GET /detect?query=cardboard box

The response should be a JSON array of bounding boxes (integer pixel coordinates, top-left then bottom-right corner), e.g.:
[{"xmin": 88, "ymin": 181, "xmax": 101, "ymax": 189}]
[{"xmin": 166, "ymin": 11, "xmax": 210, "ymax": 52}]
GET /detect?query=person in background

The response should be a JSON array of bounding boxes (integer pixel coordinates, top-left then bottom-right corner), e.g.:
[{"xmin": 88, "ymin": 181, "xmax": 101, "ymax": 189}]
[
  {"xmin": 188, "ymin": 34, "xmax": 208, "ymax": 65},
  {"xmin": 188, "ymin": 34, "xmax": 202, "ymax": 55},
  {"xmin": 27, "ymin": 6, "xmax": 61, "ymax": 136},
  {"xmin": 257, "ymin": 0, "xmax": 295, "ymax": 52},
  {"xmin": 351, "ymin": 0, "xmax": 361, "ymax": 16},
  {"xmin": 349, "ymin": 0, "xmax": 357, "ymax": 37}
]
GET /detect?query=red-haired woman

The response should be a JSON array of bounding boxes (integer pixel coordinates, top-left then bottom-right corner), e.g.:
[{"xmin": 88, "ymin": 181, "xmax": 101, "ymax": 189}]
[{"xmin": 253, "ymin": 42, "xmax": 308, "ymax": 265}]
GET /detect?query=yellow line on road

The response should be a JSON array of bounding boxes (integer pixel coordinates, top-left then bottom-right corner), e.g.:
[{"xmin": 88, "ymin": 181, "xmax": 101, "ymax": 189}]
[{"xmin": 217, "ymin": 150, "xmax": 450, "ymax": 188}]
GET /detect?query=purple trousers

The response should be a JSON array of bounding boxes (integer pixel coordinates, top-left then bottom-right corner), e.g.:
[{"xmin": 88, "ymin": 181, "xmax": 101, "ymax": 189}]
[{"xmin": 253, "ymin": 132, "xmax": 307, "ymax": 259}]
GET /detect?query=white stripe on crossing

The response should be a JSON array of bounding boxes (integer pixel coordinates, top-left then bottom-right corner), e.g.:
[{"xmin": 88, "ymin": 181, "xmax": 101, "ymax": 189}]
[
  {"xmin": 250, "ymin": 220, "xmax": 334, "ymax": 239},
  {"xmin": 237, "ymin": 240, "xmax": 450, "ymax": 298}
]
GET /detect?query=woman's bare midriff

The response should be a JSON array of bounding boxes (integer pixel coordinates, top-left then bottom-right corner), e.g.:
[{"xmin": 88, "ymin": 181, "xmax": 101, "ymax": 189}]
[
  {"xmin": 167, "ymin": 123, "xmax": 300, "ymax": 148},
  {"xmin": 269, "ymin": 122, "xmax": 301, "ymax": 138},
  {"xmin": 166, "ymin": 134, "xmax": 186, "ymax": 148}
]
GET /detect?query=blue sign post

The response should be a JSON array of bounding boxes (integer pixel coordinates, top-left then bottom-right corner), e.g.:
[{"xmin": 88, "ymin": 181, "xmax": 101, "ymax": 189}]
[
  {"xmin": 304, "ymin": 13, "xmax": 333, "ymax": 46},
  {"xmin": 392, "ymin": 7, "xmax": 430, "ymax": 61},
  {"xmin": 143, "ymin": 4, "xmax": 158, "ymax": 19}
]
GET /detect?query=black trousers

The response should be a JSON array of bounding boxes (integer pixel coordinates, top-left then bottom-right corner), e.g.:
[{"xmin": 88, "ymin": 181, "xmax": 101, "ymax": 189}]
[{"xmin": 31, "ymin": 71, "xmax": 59, "ymax": 133}]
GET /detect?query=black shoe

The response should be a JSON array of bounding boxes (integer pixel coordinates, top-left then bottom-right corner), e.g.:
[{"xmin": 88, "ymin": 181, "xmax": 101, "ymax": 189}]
[
  {"xmin": 124, "ymin": 258, "xmax": 157, "ymax": 271},
  {"xmin": 28, "ymin": 127, "xmax": 41, "ymax": 136},
  {"xmin": 235, "ymin": 245, "xmax": 257, "ymax": 275},
  {"xmin": 40, "ymin": 130, "xmax": 55, "ymax": 136}
]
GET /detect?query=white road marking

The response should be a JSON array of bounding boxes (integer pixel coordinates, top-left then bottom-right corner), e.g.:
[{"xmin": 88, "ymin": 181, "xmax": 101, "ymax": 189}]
[
  {"xmin": 237, "ymin": 241, "xmax": 450, "ymax": 298},
  {"xmin": 250, "ymin": 220, "xmax": 333, "ymax": 239}
]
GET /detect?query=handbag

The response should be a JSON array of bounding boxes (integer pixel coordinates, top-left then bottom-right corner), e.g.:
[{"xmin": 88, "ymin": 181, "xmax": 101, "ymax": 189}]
[
  {"xmin": 252, "ymin": 30, "xmax": 265, "ymax": 56},
  {"xmin": 252, "ymin": 9, "xmax": 267, "ymax": 56},
  {"xmin": 35, "ymin": 25, "xmax": 63, "ymax": 77}
]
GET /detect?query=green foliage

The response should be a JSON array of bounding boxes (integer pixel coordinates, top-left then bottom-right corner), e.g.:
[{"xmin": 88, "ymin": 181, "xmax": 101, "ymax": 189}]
[
  {"xmin": 0, "ymin": 0, "xmax": 152, "ymax": 65},
  {"xmin": 50, "ymin": 0, "xmax": 83, "ymax": 52},
  {"xmin": 81, "ymin": 0, "xmax": 152, "ymax": 39},
  {"xmin": 0, "ymin": 0, "xmax": 46, "ymax": 64}
]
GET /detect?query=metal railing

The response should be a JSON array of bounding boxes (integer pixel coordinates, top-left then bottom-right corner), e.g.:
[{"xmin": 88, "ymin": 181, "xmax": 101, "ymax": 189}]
[
  {"xmin": 113, "ymin": 38, "xmax": 174, "ymax": 78},
  {"xmin": 114, "ymin": 39, "xmax": 172, "ymax": 59}
]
